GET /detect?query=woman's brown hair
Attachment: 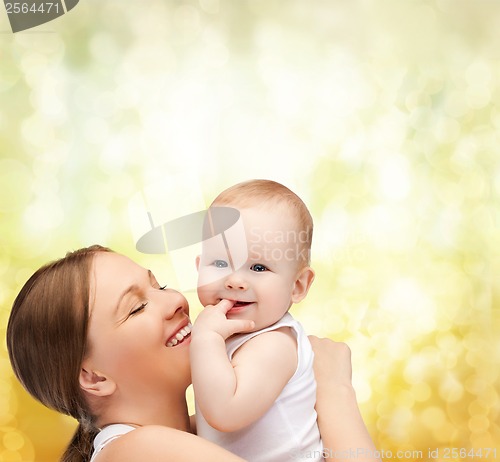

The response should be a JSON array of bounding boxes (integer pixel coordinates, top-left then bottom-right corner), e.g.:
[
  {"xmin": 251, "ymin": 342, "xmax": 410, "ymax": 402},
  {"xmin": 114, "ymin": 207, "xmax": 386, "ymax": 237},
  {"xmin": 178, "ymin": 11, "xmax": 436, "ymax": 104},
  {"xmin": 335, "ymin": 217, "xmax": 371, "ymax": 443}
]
[{"xmin": 6, "ymin": 245, "xmax": 111, "ymax": 462}]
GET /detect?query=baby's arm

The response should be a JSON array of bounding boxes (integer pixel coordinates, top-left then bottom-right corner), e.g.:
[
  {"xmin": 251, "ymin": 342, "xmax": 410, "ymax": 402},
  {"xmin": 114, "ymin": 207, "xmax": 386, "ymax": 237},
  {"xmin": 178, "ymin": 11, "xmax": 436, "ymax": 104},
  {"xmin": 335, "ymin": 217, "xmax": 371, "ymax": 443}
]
[{"xmin": 190, "ymin": 300, "xmax": 297, "ymax": 432}]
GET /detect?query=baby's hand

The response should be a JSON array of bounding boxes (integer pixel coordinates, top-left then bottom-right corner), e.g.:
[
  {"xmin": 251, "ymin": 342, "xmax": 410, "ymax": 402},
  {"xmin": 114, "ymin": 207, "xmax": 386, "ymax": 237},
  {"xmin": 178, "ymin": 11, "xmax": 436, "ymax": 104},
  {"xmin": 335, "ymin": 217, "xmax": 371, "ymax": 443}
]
[{"xmin": 192, "ymin": 299, "xmax": 255, "ymax": 341}]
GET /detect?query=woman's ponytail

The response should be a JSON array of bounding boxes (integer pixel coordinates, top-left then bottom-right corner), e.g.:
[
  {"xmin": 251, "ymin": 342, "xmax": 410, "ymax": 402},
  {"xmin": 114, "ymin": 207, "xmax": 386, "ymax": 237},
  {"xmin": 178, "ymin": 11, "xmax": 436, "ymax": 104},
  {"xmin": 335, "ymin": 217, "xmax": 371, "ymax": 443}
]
[{"xmin": 61, "ymin": 423, "xmax": 99, "ymax": 462}]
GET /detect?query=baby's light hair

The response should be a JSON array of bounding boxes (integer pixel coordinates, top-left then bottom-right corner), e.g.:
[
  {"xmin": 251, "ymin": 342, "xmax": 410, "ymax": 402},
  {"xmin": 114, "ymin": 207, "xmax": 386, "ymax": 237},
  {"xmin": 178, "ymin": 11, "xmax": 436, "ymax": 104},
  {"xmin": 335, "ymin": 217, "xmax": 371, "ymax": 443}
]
[{"xmin": 210, "ymin": 179, "xmax": 313, "ymax": 266}]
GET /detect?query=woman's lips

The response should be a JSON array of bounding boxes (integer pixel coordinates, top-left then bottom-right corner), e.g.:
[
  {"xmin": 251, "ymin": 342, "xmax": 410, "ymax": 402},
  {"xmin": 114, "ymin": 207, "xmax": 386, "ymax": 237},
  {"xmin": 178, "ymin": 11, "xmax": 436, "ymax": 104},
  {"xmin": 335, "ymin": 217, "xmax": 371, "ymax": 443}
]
[{"xmin": 166, "ymin": 323, "xmax": 192, "ymax": 347}]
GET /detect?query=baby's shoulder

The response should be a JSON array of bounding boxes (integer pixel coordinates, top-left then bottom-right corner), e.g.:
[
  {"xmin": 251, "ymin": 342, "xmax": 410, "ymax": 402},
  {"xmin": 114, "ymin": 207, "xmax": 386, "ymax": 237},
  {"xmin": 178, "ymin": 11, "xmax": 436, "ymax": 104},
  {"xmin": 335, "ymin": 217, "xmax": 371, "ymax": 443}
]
[{"xmin": 233, "ymin": 326, "xmax": 297, "ymax": 361}]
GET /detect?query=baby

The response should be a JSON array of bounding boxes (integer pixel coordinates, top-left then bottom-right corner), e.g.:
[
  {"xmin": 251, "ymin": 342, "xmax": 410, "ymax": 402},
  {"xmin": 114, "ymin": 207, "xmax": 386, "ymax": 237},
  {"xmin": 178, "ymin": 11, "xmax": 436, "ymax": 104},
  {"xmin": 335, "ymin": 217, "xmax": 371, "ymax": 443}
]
[{"xmin": 190, "ymin": 179, "xmax": 324, "ymax": 461}]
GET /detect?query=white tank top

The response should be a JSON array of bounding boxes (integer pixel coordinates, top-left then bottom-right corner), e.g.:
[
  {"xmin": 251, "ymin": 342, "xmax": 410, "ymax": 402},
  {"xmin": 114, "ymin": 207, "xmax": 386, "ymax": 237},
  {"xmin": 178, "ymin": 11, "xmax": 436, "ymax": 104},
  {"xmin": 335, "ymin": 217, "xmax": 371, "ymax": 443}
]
[
  {"xmin": 196, "ymin": 313, "xmax": 324, "ymax": 461},
  {"xmin": 90, "ymin": 424, "xmax": 136, "ymax": 462}
]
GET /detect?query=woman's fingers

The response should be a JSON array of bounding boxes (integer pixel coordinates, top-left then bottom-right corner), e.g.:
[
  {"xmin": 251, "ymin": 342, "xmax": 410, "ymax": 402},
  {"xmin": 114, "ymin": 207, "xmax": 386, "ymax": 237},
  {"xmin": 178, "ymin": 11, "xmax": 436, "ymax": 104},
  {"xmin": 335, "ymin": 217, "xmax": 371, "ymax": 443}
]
[{"xmin": 309, "ymin": 335, "xmax": 353, "ymax": 386}]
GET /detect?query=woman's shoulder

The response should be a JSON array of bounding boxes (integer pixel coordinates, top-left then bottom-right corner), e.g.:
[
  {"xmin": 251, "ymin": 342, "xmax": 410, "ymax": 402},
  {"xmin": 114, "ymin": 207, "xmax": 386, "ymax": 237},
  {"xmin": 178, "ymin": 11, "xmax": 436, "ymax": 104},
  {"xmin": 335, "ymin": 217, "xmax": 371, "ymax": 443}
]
[
  {"xmin": 95, "ymin": 425, "xmax": 245, "ymax": 462},
  {"xmin": 95, "ymin": 425, "xmax": 192, "ymax": 461}
]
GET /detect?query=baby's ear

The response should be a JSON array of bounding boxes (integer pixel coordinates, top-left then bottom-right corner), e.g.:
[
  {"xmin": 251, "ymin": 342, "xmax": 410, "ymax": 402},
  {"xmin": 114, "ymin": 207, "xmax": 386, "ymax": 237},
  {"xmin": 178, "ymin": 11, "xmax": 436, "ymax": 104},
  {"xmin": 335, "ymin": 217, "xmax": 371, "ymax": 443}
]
[
  {"xmin": 291, "ymin": 266, "xmax": 315, "ymax": 304},
  {"xmin": 79, "ymin": 360, "xmax": 116, "ymax": 398},
  {"xmin": 195, "ymin": 255, "xmax": 201, "ymax": 271}
]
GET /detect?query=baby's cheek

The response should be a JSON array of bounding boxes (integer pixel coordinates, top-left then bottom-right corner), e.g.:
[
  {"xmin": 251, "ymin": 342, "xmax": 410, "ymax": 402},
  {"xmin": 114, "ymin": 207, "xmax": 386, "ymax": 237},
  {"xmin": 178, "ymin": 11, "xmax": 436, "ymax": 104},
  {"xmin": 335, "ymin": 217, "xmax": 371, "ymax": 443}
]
[
  {"xmin": 196, "ymin": 285, "xmax": 211, "ymax": 305},
  {"xmin": 270, "ymin": 284, "xmax": 294, "ymax": 309},
  {"xmin": 197, "ymin": 267, "xmax": 225, "ymax": 289}
]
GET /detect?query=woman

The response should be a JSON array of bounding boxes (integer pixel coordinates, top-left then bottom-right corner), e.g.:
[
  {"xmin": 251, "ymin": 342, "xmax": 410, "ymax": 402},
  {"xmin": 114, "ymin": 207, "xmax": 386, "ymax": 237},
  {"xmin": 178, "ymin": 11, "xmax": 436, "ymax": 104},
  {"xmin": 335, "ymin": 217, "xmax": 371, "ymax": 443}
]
[{"xmin": 7, "ymin": 245, "xmax": 379, "ymax": 462}]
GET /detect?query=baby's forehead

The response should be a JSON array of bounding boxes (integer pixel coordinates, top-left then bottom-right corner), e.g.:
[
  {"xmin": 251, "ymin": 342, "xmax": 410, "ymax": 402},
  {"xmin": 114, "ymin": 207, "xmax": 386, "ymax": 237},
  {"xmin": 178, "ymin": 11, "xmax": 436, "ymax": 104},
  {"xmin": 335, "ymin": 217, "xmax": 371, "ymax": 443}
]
[
  {"xmin": 201, "ymin": 204, "xmax": 298, "ymax": 239},
  {"xmin": 246, "ymin": 225, "xmax": 303, "ymax": 245},
  {"xmin": 213, "ymin": 201, "xmax": 297, "ymax": 221},
  {"xmin": 201, "ymin": 225, "xmax": 304, "ymax": 259}
]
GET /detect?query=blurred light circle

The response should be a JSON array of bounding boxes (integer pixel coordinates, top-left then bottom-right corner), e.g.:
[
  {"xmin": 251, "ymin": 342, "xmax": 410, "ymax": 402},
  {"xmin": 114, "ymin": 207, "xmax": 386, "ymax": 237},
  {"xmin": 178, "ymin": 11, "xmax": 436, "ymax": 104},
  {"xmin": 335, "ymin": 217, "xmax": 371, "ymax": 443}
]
[
  {"xmin": 468, "ymin": 415, "xmax": 490, "ymax": 433},
  {"xmin": 0, "ymin": 427, "xmax": 34, "ymax": 461},
  {"xmin": 0, "ymin": 160, "xmax": 32, "ymax": 213},
  {"xmin": 421, "ymin": 406, "xmax": 446, "ymax": 430}
]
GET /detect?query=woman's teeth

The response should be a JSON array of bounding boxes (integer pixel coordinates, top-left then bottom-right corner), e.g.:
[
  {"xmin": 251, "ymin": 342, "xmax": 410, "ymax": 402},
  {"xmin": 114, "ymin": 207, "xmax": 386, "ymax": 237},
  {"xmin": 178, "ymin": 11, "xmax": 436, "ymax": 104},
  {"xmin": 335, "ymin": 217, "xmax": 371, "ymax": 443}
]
[{"xmin": 166, "ymin": 323, "xmax": 192, "ymax": 347}]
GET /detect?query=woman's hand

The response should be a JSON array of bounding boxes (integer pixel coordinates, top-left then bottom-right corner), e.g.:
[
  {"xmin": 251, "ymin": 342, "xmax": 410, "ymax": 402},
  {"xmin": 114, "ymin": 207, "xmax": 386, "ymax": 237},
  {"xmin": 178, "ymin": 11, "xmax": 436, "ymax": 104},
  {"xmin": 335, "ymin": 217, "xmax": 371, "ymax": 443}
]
[
  {"xmin": 309, "ymin": 335, "xmax": 353, "ymax": 391},
  {"xmin": 308, "ymin": 336, "xmax": 381, "ymax": 462}
]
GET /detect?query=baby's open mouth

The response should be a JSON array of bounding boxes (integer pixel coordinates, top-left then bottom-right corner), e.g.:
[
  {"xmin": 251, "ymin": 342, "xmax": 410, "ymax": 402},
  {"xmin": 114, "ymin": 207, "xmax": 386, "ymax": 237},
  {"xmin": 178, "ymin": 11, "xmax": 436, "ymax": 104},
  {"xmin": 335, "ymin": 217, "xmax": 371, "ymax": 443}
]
[{"xmin": 233, "ymin": 301, "xmax": 253, "ymax": 308}]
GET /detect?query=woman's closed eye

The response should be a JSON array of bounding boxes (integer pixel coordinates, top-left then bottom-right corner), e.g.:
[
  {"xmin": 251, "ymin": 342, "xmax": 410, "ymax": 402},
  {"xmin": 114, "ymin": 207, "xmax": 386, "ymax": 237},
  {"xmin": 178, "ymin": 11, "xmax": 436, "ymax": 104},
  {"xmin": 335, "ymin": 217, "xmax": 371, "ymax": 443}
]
[
  {"xmin": 250, "ymin": 263, "xmax": 268, "ymax": 272},
  {"xmin": 127, "ymin": 282, "xmax": 165, "ymax": 318},
  {"xmin": 129, "ymin": 302, "xmax": 148, "ymax": 316}
]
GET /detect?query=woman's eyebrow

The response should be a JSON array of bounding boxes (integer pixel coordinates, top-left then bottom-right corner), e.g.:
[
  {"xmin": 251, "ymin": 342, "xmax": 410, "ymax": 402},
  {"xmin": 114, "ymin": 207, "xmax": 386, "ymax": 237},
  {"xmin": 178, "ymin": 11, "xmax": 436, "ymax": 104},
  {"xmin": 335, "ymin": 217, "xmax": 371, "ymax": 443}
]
[
  {"xmin": 147, "ymin": 269, "xmax": 157, "ymax": 284},
  {"xmin": 115, "ymin": 284, "xmax": 140, "ymax": 312},
  {"xmin": 115, "ymin": 269, "xmax": 153, "ymax": 312}
]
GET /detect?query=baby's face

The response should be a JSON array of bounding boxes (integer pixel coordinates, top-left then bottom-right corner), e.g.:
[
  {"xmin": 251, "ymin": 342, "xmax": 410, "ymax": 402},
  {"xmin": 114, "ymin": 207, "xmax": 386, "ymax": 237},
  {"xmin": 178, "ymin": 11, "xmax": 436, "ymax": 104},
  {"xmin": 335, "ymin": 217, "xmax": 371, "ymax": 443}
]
[{"xmin": 197, "ymin": 206, "xmax": 305, "ymax": 331}]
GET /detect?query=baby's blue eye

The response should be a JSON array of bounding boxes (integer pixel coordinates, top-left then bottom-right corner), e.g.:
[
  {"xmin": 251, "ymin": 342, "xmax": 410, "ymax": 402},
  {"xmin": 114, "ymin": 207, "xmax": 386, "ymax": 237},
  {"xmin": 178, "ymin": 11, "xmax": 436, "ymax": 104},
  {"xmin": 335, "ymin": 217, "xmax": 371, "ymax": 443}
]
[
  {"xmin": 213, "ymin": 260, "xmax": 229, "ymax": 268},
  {"xmin": 250, "ymin": 264, "xmax": 268, "ymax": 272}
]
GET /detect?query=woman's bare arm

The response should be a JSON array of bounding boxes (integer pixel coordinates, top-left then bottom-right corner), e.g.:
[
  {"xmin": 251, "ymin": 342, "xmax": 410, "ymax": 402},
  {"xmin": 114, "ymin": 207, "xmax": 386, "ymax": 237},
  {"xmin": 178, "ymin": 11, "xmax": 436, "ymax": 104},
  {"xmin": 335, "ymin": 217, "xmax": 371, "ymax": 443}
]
[{"xmin": 310, "ymin": 336, "xmax": 381, "ymax": 462}]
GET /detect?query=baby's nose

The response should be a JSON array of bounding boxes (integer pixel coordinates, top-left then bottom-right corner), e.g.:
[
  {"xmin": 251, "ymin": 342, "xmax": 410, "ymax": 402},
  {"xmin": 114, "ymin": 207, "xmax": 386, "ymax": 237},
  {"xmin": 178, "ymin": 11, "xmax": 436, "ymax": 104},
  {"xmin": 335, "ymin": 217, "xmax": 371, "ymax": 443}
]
[{"xmin": 224, "ymin": 276, "xmax": 248, "ymax": 290}]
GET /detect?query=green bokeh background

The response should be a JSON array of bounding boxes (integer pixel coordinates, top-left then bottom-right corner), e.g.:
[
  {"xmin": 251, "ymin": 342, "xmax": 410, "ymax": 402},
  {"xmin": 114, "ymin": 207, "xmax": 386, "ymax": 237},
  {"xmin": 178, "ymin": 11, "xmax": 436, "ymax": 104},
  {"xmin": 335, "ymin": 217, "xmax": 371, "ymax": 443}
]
[{"xmin": 1, "ymin": 1, "xmax": 500, "ymax": 460}]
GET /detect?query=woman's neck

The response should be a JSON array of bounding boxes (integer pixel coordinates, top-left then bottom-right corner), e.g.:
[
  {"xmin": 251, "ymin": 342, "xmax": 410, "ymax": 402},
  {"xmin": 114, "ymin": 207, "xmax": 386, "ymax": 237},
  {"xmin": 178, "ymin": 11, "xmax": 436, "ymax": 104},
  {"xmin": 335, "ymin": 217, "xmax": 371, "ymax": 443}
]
[{"xmin": 97, "ymin": 387, "xmax": 191, "ymax": 433}]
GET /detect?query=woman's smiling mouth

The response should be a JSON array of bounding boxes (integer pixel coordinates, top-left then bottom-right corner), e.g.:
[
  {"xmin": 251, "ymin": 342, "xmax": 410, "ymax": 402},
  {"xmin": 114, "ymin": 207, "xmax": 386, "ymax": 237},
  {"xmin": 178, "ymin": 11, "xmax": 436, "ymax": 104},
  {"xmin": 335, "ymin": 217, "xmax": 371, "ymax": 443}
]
[{"xmin": 166, "ymin": 323, "xmax": 192, "ymax": 347}]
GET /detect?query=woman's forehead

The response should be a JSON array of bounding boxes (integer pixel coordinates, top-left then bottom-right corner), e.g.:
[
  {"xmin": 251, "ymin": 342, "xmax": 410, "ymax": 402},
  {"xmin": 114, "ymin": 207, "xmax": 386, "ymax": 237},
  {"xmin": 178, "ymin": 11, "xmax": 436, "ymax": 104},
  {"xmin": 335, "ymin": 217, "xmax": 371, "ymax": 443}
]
[
  {"xmin": 93, "ymin": 252, "xmax": 142, "ymax": 279},
  {"xmin": 90, "ymin": 253, "xmax": 145, "ymax": 308}
]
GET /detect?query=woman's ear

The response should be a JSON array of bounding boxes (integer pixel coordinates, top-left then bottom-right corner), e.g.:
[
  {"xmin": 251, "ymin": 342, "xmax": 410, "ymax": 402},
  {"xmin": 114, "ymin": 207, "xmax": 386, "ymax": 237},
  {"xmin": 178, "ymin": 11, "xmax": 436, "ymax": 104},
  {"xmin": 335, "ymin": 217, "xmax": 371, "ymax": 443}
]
[
  {"xmin": 79, "ymin": 361, "xmax": 116, "ymax": 397},
  {"xmin": 291, "ymin": 266, "xmax": 315, "ymax": 304}
]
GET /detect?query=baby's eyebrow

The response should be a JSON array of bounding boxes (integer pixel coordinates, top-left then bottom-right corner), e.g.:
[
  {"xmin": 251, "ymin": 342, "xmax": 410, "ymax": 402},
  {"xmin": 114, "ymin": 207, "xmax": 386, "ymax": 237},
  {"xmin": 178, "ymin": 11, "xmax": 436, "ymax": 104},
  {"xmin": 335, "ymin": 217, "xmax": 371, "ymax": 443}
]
[{"xmin": 247, "ymin": 249, "xmax": 267, "ymax": 260}]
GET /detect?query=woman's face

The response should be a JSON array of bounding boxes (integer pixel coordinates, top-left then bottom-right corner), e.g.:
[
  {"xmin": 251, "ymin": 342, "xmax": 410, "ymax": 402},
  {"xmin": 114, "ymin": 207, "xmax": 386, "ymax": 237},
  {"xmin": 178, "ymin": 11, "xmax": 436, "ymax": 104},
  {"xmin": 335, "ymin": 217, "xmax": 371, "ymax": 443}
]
[{"xmin": 86, "ymin": 252, "xmax": 192, "ymax": 394}]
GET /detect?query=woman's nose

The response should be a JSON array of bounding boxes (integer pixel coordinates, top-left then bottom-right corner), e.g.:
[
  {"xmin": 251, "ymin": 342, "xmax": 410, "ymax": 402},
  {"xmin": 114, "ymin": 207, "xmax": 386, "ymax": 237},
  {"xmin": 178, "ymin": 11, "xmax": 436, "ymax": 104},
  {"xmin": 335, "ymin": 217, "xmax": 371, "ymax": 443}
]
[{"xmin": 158, "ymin": 289, "xmax": 189, "ymax": 319}]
